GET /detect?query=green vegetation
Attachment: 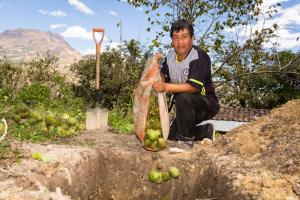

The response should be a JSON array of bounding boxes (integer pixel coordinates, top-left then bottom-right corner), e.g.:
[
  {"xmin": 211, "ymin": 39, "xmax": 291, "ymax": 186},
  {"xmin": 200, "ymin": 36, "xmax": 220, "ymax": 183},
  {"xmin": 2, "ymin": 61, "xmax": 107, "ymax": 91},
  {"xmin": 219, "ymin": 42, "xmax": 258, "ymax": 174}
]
[{"xmin": 108, "ymin": 106, "xmax": 134, "ymax": 134}]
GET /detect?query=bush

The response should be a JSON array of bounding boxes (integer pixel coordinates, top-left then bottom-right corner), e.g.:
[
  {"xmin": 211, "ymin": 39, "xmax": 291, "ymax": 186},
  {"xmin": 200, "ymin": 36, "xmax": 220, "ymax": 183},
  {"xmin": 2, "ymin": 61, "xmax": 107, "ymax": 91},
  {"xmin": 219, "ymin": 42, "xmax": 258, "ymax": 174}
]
[
  {"xmin": 108, "ymin": 106, "xmax": 134, "ymax": 134},
  {"xmin": 16, "ymin": 83, "xmax": 51, "ymax": 107}
]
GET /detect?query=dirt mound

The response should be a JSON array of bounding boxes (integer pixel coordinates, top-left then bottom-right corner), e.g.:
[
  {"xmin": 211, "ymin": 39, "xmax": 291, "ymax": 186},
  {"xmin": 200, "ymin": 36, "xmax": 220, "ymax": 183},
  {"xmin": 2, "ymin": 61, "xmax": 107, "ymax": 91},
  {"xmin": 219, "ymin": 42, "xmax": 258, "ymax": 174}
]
[
  {"xmin": 218, "ymin": 99, "xmax": 300, "ymax": 175},
  {"xmin": 213, "ymin": 99, "xmax": 300, "ymax": 199}
]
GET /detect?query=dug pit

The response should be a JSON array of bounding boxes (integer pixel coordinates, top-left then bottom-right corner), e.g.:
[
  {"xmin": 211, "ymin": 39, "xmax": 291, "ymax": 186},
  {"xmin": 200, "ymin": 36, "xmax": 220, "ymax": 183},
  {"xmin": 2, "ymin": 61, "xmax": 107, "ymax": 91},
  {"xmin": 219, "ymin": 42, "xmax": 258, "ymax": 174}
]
[{"xmin": 0, "ymin": 100, "xmax": 299, "ymax": 200}]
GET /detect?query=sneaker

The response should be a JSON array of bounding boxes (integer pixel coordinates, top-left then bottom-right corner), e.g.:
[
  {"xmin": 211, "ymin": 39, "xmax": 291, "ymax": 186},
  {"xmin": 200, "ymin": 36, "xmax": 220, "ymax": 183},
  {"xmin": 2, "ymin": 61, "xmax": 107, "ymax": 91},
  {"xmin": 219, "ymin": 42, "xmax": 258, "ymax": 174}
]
[
  {"xmin": 177, "ymin": 140, "xmax": 194, "ymax": 149},
  {"xmin": 195, "ymin": 123, "xmax": 215, "ymax": 142},
  {"xmin": 175, "ymin": 135, "xmax": 194, "ymax": 149},
  {"xmin": 206, "ymin": 123, "xmax": 215, "ymax": 142}
]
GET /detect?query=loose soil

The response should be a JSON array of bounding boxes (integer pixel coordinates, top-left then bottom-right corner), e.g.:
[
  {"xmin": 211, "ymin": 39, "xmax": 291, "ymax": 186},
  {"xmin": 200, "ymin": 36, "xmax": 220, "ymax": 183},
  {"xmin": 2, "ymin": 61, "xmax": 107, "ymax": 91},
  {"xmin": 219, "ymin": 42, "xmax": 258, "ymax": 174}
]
[{"xmin": 0, "ymin": 100, "xmax": 299, "ymax": 200}]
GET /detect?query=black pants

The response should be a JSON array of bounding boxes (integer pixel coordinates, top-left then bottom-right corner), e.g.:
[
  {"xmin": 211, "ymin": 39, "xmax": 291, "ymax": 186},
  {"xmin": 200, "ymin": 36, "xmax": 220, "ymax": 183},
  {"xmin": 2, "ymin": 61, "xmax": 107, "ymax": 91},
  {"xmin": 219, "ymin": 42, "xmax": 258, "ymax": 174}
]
[{"xmin": 168, "ymin": 93, "xmax": 219, "ymax": 140}]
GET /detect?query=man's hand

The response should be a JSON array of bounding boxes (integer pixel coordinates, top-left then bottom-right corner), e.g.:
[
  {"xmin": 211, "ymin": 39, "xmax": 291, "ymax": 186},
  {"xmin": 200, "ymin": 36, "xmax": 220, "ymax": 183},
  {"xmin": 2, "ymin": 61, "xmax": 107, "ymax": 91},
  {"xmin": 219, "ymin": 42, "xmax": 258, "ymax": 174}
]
[{"xmin": 152, "ymin": 81, "xmax": 167, "ymax": 93}]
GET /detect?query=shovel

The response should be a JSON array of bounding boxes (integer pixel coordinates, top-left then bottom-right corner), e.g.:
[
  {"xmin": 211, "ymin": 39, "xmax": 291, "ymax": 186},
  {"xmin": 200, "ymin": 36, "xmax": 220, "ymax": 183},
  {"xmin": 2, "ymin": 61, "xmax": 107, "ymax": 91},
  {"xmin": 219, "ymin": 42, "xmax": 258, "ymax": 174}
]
[{"xmin": 86, "ymin": 27, "xmax": 108, "ymax": 130}]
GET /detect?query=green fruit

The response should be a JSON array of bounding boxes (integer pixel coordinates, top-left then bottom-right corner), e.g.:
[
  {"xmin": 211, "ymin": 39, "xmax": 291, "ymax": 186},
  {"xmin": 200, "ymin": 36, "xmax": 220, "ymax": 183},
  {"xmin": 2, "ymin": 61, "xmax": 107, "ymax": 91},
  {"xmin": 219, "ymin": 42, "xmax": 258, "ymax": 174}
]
[
  {"xmin": 67, "ymin": 117, "xmax": 77, "ymax": 126},
  {"xmin": 68, "ymin": 128, "xmax": 76, "ymax": 135},
  {"xmin": 158, "ymin": 138, "xmax": 166, "ymax": 149},
  {"xmin": 151, "ymin": 141, "xmax": 159, "ymax": 151},
  {"xmin": 169, "ymin": 167, "xmax": 180, "ymax": 178},
  {"xmin": 57, "ymin": 127, "xmax": 66, "ymax": 136},
  {"xmin": 13, "ymin": 115, "xmax": 21, "ymax": 123},
  {"xmin": 62, "ymin": 113, "xmax": 69, "ymax": 119},
  {"xmin": 144, "ymin": 138, "xmax": 152, "ymax": 147},
  {"xmin": 32, "ymin": 152, "xmax": 43, "ymax": 161},
  {"xmin": 45, "ymin": 113, "xmax": 56, "ymax": 125},
  {"xmin": 147, "ymin": 129, "xmax": 160, "ymax": 141},
  {"xmin": 31, "ymin": 111, "xmax": 43, "ymax": 121},
  {"xmin": 77, "ymin": 123, "xmax": 86, "ymax": 131},
  {"xmin": 34, "ymin": 121, "xmax": 47, "ymax": 132},
  {"xmin": 149, "ymin": 169, "xmax": 163, "ymax": 183},
  {"xmin": 27, "ymin": 118, "xmax": 37, "ymax": 125},
  {"xmin": 161, "ymin": 171, "xmax": 171, "ymax": 182},
  {"xmin": 61, "ymin": 124, "xmax": 69, "ymax": 130},
  {"xmin": 48, "ymin": 126, "xmax": 57, "ymax": 133},
  {"xmin": 20, "ymin": 111, "xmax": 30, "ymax": 119},
  {"xmin": 14, "ymin": 105, "xmax": 29, "ymax": 113}
]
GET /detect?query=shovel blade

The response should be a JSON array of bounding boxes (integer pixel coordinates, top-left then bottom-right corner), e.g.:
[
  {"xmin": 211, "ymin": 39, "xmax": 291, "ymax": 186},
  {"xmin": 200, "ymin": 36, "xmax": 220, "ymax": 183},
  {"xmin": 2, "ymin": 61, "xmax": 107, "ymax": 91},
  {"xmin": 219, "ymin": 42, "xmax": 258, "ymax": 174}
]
[{"xmin": 86, "ymin": 108, "xmax": 108, "ymax": 130}]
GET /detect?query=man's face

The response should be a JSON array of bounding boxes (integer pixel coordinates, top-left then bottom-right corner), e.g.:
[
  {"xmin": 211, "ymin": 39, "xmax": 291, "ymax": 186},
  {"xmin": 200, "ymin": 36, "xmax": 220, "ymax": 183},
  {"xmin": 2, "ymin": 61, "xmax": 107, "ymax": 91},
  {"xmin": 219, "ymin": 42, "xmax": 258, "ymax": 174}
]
[{"xmin": 172, "ymin": 28, "xmax": 194, "ymax": 56}]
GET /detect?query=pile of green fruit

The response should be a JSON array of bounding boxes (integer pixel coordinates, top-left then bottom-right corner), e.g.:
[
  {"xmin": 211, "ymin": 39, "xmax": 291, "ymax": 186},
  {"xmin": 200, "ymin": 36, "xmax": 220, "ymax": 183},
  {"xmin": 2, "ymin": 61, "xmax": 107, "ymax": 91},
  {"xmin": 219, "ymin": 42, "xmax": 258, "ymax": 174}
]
[
  {"xmin": 6, "ymin": 105, "xmax": 86, "ymax": 138},
  {"xmin": 144, "ymin": 129, "xmax": 166, "ymax": 151},
  {"xmin": 148, "ymin": 162, "xmax": 180, "ymax": 184},
  {"xmin": 144, "ymin": 94, "xmax": 166, "ymax": 151}
]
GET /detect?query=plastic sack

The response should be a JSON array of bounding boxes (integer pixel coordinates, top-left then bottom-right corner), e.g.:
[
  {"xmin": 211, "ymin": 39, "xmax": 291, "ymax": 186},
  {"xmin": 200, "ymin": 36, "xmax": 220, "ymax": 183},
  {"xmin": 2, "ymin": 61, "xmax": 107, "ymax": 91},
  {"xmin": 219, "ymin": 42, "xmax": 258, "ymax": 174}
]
[{"xmin": 133, "ymin": 54, "xmax": 170, "ymax": 150}]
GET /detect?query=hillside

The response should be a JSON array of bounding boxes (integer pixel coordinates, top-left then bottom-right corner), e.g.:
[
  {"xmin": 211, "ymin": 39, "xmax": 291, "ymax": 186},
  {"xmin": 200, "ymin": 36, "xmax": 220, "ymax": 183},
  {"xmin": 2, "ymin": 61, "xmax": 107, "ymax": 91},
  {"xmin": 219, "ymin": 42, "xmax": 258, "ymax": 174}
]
[{"xmin": 0, "ymin": 28, "xmax": 82, "ymax": 72}]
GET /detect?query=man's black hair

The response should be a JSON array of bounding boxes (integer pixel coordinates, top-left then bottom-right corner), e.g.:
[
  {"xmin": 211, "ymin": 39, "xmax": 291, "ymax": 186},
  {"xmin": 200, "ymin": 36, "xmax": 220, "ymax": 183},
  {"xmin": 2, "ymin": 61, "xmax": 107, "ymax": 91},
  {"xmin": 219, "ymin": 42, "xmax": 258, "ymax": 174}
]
[{"xmin": 170, "ymin": 19, "xmax": 194, "ymax": 38}]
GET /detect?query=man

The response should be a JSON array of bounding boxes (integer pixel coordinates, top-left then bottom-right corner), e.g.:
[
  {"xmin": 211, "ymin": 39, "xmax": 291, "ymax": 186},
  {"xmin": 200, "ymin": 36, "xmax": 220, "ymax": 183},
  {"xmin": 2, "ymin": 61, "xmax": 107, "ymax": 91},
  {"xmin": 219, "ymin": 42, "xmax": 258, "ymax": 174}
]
[{"xmin": 152, "ymin": 19, "xmax": 219, "ymax": 148}]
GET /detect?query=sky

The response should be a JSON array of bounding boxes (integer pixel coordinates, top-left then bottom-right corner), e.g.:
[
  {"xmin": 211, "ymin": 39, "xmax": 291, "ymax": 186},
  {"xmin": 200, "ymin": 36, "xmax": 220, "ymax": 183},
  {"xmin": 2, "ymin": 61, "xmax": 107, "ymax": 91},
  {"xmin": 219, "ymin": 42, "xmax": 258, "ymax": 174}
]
[{"xmin": 0, "ymin": 0, "xmax": 299, "ymax": 55}]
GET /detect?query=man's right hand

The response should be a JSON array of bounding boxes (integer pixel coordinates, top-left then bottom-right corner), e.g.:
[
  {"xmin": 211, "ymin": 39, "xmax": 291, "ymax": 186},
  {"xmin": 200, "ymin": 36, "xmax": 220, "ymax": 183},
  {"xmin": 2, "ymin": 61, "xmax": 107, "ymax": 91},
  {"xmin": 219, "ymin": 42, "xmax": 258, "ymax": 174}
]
[{"xmin": 153, "ymin": 81, "xmax": 168, "ymax": 93}]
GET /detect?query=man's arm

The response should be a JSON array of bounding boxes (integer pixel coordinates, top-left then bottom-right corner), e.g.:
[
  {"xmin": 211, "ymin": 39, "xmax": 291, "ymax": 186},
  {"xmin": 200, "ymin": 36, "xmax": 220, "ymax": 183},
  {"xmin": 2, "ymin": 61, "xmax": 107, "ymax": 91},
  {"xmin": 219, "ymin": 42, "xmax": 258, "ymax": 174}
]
[{"xmin": 152, "ymin": 81, "xmax": 197, "ymax": 93}]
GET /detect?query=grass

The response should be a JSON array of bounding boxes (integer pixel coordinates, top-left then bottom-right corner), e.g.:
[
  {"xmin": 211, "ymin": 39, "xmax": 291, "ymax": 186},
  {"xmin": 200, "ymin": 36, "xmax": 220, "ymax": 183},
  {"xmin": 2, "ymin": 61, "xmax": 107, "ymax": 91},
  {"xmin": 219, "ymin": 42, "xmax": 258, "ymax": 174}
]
[{"xmin": 108, "ymin": 108, "xmax": 134, "ymax": 134}]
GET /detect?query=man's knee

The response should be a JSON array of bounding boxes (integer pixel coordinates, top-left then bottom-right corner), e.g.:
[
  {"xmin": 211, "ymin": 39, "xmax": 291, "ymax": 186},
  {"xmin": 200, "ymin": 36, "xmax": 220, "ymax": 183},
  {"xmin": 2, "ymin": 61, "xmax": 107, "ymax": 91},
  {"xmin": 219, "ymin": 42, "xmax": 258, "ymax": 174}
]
[{"xmin": 174, "ymin": 93, "xmax": 193, "ymax": 106}]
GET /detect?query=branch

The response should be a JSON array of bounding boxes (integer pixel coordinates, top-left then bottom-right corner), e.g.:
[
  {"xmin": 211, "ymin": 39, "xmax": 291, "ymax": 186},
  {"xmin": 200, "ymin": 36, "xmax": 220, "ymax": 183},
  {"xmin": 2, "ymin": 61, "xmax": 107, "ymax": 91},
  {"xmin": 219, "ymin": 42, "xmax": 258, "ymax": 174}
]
[
  {"xmin": 239, "ymin": 70, "xmax": 300, "ymax": 77},
  {"xmin": 279, "ymin": 54, "xmax": 300, "ymax": 71}
]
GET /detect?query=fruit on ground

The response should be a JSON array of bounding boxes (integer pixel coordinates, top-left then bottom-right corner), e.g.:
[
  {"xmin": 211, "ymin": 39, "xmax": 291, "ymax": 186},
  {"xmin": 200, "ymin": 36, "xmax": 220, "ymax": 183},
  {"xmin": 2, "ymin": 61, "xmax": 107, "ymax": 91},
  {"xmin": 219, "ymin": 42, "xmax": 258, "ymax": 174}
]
[
  {"xmin": 45, "ymin": 113, "xmax": 56, "ymax": 125},
  {"xmin": 13, "ymin": 115, "xmax": 21, "ymax": 123},
  {"xmin": 149, "ymin": 169, "xmax": 163, "ymax": 183},
  {"xmin": 76, "ymin": 123, "xmax": 86, "ymax": 131},
  {"xmin": 169, "ymin": 167, "xmax": 180, "ymax": 178},
  {"xmin": 161, "ymin": 171, "xmax": 171, "ymax": 182},
  {"xmin": 31, "ymin": 111, "xmax": 43, "ymax": 121},
  {"xmin": 67, "ymin": 117, "xmax": 77, "ymax": 126}
]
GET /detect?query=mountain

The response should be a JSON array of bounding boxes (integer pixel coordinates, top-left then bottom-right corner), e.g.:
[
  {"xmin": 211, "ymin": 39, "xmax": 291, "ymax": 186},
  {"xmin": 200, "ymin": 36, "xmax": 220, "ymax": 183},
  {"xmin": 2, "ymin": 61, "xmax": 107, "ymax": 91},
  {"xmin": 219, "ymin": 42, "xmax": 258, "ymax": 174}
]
[{"xmin": 0, "ymin": 28, "xmax": 82, "ymax": 72}]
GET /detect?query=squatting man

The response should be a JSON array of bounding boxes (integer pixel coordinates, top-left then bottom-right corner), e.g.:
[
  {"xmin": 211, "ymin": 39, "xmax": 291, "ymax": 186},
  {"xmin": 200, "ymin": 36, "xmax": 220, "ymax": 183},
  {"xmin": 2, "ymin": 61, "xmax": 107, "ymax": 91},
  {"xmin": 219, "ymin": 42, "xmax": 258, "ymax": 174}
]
[{"xmin": 152, "ymin": 19, "xmax": 220, "ymax": 148}]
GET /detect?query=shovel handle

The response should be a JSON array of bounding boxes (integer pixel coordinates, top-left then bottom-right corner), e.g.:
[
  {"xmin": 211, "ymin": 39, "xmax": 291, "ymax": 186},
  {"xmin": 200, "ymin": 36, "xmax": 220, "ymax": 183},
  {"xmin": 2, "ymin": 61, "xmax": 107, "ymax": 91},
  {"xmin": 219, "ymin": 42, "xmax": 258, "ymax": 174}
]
[{"xmin": 93, "ymin": 28, "xmax": 105, "ymax": 47}]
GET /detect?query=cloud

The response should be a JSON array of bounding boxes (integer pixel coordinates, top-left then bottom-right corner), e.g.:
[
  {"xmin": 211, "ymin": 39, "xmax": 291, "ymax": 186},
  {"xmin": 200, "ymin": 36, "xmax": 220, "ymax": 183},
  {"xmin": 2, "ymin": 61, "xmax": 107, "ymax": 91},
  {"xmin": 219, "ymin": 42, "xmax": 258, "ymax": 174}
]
[
  {"xmin": 61, "ymin": 26, "xmax": 93, "ymax": 40},
  {"xmin": 226, "ymin": 2, "xmax": 300, "ymax": 50},
  {"xmin": 109, "ymin": 11, "xmax": 118, "ymax": 17},
  {"xmin": 50, "ymin": 24, "xmax": 68, "ymax": 29},
  {"xmin": 268, "ymin": 28, "xmax": 300, "ymax": 49},
  {"xmin": 260, "ymin": 0, "xmax": 289, "ymax": 9},
  {"xmin": 38, "ymin": 9, "xmax": 67, "ymax": 17},
  {"xmin": 254, "ymin": 3, "xmax": 300, "ymax": 49},
  {"xmin": 68, "ymin": 0, "xmax": 94, "ymax": 15},
  {"xmin": 137, "ymin": 7, "xmax": 143, "ymax": 11}
]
